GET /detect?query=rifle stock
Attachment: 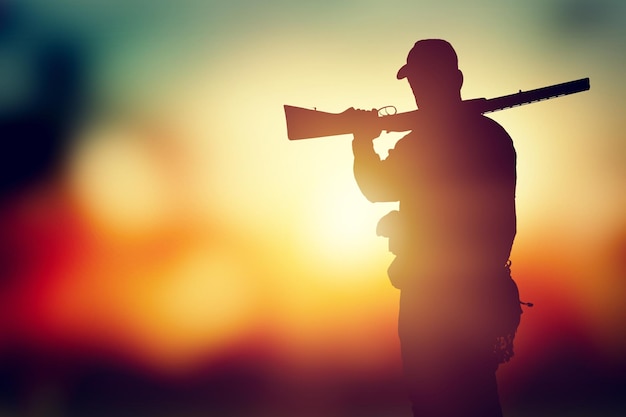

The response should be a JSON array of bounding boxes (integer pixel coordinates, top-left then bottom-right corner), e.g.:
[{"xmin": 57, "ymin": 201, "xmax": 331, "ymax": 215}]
[{"xmin": 284, "ymin": 77, "xmax": 590, "ymax": 140}]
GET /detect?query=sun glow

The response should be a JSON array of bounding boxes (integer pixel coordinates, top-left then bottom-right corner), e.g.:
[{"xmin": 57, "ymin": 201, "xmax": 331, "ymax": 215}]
[{"xmin": 306, "ymin": 181, "xmax": 393, "ymax": 257}]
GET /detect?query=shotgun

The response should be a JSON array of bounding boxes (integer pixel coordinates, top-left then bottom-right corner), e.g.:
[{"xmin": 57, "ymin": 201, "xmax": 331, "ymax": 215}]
[{"xmin": 284, "ymin": 77, "xmax": 590, "ymax": 140}]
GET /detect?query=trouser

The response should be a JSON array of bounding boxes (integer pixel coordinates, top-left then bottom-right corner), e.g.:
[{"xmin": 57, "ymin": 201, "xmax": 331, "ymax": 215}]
[{"xmin": 398, "ymin": 287, "xmax": 503, "ymax": 417}]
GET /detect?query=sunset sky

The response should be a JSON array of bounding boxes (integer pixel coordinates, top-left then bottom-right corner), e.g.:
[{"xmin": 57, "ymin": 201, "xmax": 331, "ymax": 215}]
[{"xmin": 1, "ymin": 1, "xmax": 625, "ymax": 416}]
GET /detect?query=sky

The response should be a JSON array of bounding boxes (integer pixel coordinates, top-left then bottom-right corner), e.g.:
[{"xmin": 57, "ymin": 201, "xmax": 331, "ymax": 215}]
[{"xmin": 1, "ymin": 1, "xmax": 625, "ymax": 416}]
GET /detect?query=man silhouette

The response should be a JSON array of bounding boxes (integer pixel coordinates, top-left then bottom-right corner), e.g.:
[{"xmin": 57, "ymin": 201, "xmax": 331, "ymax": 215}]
[{"xmin": 352, "ymin": 39, "xmax": 522, "ymax": 417}]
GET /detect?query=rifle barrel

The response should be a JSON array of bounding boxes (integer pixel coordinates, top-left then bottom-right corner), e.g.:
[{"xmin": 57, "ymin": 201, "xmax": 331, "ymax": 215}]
[
  {"xmin": 381, "ymin": 77, "xmax": 590, "ymax": 133},
  {"xmin": 478, "ymin": 77, "xmax": 590, "ymax": 114}
]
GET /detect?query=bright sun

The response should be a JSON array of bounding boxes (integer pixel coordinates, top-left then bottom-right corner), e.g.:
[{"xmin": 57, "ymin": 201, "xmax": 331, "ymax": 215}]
[{"xmin": 303, "ymin": 176, "xmax": 397, "ymax": 271}]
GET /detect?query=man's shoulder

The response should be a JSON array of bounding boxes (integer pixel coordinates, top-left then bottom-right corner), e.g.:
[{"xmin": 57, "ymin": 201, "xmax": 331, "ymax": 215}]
[
  {"xmin": 388, "ymin": 111, "xmax": 514, "ymax": 155},
  {"xmin": 473, "ymin": 113, "xmax": 512, "ymax": 138}
]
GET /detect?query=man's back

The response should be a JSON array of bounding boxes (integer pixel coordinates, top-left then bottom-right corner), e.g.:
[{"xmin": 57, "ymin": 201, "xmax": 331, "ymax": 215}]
[{"xmin": 354, "ymin": 108, "xmax": 517, "ymax": 282}]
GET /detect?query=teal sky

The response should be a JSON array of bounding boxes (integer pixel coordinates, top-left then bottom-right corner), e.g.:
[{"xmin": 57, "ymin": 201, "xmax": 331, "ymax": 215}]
[{"xmin": 18, "ymin": 1, "xmax": 625, "ymax": 106}]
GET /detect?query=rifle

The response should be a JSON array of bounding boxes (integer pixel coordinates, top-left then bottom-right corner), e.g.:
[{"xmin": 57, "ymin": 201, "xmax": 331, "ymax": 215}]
[{"xmin": 284, "ymin": 77, "xmax": 590, "ymax": 140}]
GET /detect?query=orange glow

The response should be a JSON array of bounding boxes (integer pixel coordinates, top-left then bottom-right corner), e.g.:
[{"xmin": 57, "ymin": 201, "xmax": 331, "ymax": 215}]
[
  {"xmin": 1, "ymin": 7, "xmax": 624, "ymax": 416},
  {"xmin": 3, "ymin": 54, "xmax": 621, "ymax": 377}
]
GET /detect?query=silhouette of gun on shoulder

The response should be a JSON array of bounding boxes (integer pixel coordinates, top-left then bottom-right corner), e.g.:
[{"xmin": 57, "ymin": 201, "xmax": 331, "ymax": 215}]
[{"xmin": 284, "ymin": 77, "xmax": 590, "ymax": 140}]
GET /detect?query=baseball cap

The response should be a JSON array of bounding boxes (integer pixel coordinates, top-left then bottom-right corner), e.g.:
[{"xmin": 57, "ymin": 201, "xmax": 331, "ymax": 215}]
[{"xmin": 396, "ymin": 39, "xmax": 459, "ymax": 80}]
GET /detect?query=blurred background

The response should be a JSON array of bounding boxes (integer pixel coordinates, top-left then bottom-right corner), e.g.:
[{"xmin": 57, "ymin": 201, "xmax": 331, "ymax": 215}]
[{"xmin": 0, "ymin": 0, "xmax": 624, "ymax": 416}]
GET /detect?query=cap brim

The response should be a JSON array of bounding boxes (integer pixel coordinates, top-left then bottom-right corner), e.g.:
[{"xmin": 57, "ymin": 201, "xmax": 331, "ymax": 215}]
[{"xmin": 396, "ymin": 64, "xmax": 408, "ymax": 80}]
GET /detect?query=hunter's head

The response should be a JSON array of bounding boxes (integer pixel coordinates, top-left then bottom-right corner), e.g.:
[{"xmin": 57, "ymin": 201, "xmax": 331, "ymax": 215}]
[{"xmin": 397, "ymin": 39, "xmax": 463, "ymax": 110}]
